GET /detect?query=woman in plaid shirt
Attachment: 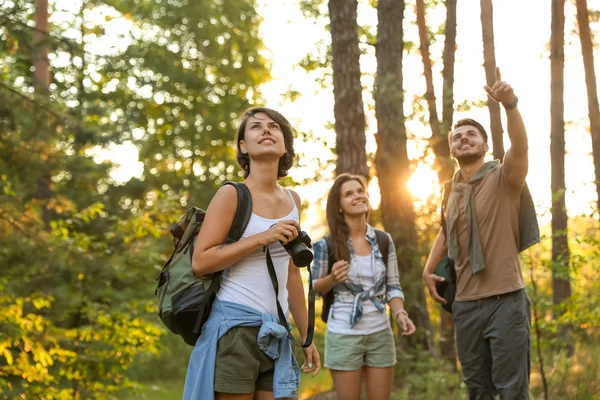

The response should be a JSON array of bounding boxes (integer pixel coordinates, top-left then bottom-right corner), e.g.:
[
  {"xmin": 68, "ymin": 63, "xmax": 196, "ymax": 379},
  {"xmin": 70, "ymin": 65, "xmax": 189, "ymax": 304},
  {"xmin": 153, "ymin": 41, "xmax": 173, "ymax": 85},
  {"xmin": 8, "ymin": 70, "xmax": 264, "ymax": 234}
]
[{"xmin": 313, "ymin": 173, "xmax": 415, "ymax": 400}]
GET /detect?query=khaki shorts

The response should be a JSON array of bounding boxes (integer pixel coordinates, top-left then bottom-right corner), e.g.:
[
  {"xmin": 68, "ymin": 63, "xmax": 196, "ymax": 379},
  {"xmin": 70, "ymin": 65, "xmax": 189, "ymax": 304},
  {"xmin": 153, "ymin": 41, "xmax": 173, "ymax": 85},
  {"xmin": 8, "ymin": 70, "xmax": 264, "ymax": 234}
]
[
  {"xmin": 324, "ymin": 327, "xmax": 397, "ymax": 371},
  {"xmin": 214, "ymin": 326, "xmax": 274, "ymax": 393}
]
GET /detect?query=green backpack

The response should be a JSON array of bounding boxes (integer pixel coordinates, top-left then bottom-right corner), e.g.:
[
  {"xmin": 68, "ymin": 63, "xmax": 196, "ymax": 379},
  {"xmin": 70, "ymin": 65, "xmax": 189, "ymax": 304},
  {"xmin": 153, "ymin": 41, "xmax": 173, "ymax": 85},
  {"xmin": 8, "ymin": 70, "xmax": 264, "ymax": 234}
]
[{"xmin": 155, "ymin": 182, "xmax": 252, "ymax": 346}]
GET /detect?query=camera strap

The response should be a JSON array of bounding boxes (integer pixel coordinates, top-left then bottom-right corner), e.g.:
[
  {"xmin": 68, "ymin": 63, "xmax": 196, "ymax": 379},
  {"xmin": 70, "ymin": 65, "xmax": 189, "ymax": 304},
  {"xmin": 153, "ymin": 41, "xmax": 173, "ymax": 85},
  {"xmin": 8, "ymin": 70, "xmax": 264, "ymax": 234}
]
[{"xmin": 265, "ymin": 246, "xmax": 315, "ymax": 348}]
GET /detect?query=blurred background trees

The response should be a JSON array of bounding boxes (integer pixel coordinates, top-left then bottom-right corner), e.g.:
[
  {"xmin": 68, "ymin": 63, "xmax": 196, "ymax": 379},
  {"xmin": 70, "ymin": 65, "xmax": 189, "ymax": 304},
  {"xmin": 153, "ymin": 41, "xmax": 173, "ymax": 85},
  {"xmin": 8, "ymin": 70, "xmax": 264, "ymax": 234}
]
[{"xmin": 1, "ymin": 0, "xmax": 599, "ymax": 399}]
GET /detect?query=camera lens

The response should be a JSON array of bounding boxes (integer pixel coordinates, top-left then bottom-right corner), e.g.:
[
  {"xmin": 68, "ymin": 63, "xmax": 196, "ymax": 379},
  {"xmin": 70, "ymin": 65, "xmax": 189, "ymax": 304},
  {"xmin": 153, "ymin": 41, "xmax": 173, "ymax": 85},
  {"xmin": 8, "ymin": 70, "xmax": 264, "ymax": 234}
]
[{"xmin": 291, "ymin": 245, "xmax": 313, "ymax": 267}]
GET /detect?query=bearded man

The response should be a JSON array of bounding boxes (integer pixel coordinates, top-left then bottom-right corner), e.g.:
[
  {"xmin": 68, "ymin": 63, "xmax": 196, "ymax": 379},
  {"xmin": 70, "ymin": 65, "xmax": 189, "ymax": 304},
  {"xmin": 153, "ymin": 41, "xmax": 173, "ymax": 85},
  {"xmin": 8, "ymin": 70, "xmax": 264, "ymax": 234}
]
[{"xmin": 423, "ymin": 68, "xmax": 539, "ymax": 400}]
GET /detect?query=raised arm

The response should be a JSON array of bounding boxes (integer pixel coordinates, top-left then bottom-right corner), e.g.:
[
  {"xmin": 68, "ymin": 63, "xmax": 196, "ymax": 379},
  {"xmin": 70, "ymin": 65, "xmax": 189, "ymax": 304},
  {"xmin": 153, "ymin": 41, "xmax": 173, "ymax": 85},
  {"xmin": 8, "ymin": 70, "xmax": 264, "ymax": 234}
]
[{"xmin": 484, "ymin": 67, "xmax": 528, "ymax": 188}]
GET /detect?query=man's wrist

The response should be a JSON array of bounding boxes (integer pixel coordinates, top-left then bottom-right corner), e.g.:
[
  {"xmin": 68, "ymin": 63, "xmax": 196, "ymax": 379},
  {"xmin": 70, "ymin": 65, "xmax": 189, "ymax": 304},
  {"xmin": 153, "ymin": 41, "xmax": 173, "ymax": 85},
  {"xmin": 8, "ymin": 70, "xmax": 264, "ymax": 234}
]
[{"xmin": 502, "ymin": 95, "xmax": 519, "ymax": 110}]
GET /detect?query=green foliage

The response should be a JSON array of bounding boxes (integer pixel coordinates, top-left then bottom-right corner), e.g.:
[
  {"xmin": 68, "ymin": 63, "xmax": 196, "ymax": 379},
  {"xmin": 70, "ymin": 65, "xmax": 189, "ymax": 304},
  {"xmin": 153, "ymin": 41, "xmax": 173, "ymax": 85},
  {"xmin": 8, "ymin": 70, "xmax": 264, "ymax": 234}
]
[
  {"xmin": 392, "ymin": 351, "xmax": 467, "ymax": 400},
  {"xmin": 298, "ymin": 0, "xmax": 328, "ymax": 20},
  {"xmin": 0, "ymin": 0, "xmax": 270, "ymax": 397}
]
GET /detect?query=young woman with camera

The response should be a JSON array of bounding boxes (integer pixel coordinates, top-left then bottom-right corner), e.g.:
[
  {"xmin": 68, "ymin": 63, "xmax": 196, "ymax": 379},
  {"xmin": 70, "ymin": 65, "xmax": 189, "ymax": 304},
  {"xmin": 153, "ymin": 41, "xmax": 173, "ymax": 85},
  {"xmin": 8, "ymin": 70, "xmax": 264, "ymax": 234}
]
[
  {"xmin": 184, "ymin": 107, "xmax": 321, "ymax": 400},
  {"xmin": 312, "ymin": 173, "xmax": 416, "ymax": 400}
]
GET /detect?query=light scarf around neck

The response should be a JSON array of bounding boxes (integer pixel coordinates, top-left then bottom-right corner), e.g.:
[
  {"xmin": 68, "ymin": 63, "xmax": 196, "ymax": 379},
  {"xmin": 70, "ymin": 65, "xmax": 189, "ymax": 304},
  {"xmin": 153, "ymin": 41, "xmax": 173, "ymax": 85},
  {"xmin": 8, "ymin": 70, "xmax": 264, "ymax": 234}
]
[{"xmin": 446, "ymin": 160, "xmax": 500, "ymax": 274}]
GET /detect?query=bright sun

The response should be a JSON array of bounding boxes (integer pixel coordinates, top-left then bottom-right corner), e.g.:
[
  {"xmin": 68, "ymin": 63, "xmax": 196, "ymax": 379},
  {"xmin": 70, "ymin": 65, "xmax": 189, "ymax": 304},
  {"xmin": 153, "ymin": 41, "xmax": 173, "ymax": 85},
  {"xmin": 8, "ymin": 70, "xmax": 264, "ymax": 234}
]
[
  {"xmin": 408, "ymin": 165, "xmax": 439, "ymax": 202},
  {"xmin": 367, "ymin": 164, "xmax": 439, "ymax": 210}
]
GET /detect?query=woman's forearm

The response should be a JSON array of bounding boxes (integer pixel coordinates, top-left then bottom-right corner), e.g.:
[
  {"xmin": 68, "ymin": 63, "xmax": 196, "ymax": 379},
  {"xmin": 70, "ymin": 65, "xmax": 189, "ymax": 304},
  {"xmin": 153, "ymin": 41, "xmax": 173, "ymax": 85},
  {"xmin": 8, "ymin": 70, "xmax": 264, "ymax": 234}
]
[
  {"xmin": 388, "ymin": 297, "xmax": 406, "ymax": 317},
  {"xmin": 314, "ymin": 274, "xmax": 336, "ymax": 294},
  {"xmin": 191, "ymin": 233, "xmax": 265, "ymax": 276},
  {"xmin": 287, "ymin": 266, "xmax": 308, "ymax": 339}
]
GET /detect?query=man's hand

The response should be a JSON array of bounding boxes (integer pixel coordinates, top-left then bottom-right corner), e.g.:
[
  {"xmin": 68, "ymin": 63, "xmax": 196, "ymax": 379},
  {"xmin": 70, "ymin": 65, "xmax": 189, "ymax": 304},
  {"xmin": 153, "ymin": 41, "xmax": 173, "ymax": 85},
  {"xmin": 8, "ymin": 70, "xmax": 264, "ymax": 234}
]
[
  {"xmin": 484, "ymin": 67, "xmax": 515, "ymax": 106},
  {"xmin": 423, "ymin": 272, "xmax": 447, "ymax": 304},
  {"xmin": 330, "ymin": 260, "xmax": 349, "ymax": 283}
]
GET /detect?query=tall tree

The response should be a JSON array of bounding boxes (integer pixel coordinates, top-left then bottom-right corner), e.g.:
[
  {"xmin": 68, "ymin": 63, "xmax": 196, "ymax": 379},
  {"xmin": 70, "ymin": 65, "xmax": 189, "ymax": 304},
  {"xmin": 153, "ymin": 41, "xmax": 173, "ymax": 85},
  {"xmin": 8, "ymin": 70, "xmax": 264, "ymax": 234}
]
[
  {"xmin": 441, "ymin": 0, "xmax": 457, "ymax": 139},
  {"xmin": 550, "ymin": 0, "xmax": 571, "ymax": 309},
  {"xmin": 0, "ymin": 0, "xmax": 271, "ymax": 395},
  {"xmin": 375, "ymin": 0, "xmax": 432, "ymax": 351},
  {"xmin": 575, "ymin": 0, "xmax": 600, "ymax": 219},
  {"xmin": 480, "ymin": 0, "xmax": 504, "ymax": 161},
  {"xmin": 415, "ymin": 0, "xmax": 457, "ymax": 363},
  {"xmin": 33, "ymin": 0, "xmax": 50, "ymax": 91},
  {"xmin": 328, "ymin": 0, "xmax": 369, "ymax": 179},
  {"xmin": 33, "ymin": 0, "xmax": 52, "ymax": 227}
]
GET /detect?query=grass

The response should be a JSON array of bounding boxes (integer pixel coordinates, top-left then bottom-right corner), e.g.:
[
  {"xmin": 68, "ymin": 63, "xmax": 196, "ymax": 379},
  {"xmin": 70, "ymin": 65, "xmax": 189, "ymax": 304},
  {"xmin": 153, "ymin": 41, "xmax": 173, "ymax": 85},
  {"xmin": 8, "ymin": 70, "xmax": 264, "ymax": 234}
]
[{"xmin": 123, "ymin": 381, "xmax": 183, "ymax": 400}]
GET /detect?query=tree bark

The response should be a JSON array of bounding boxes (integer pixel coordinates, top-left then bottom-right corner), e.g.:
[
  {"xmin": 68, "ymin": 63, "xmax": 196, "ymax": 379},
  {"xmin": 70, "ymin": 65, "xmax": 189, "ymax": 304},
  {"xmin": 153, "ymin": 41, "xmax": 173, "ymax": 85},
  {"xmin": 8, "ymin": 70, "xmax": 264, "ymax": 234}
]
[
  {"xmin": 550, "ymin": 0, "xmax": 571, "ymax": 309},
  {"xmin": 33, "ymin": 0, "xmax": 50, "ymax": 91},
  {"xmin": 375, "ymin": 0, "xmax": 433, "ymax": 353},
  {"xmin": 441, "ymin": 0, "xmax": 457, "ymax": 138},
  {"xmin": 328, "ymin": 0, "xmax": 369, "ymax": 179},
  {"xmin": 33, "ymin": 0, "xmax": 52, "ymax": 228},
  {"xmin": 415, "ymin": 0, "xmax": 457, "ymax": 365},
  {"xmin": 575, "ymin": 0, "xmax": 600, "ymax": 220},
  {"xmin": 480, "ymin": 0, "xmax": 505, "ymax": 160},
  {"xmin": 416, "ymin": 0, "xmax": 449, "ymax": 183}
]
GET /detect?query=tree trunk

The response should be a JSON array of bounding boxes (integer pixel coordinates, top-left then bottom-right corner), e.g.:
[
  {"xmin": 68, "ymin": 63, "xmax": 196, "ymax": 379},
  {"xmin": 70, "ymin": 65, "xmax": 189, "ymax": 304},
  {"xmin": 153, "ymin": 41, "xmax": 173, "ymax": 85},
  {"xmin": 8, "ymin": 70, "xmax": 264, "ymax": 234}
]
[
  {"xmin": 575, "ymin": 0, "xmax": 600, "ymax": 220},
  {"xmin": 375, "ymin": 0, "xmax": 433, "ymax": 353},
  {"xmin": 33, "ymin": 0, "xmax": 50, "ymax": 91},
  {"xmin": 441, "ymin": 0, "xmax": 457, "ymax": 138},
  {"xmin": 415, "ymin": 0, "xmax": 457, "ymax": 365},
  {"xmin": 480, "ymin": 0, "xmax": 505, "ymax": 160},
  {"xmin": 416, "ymin": 0, "xmax": 452, "ymax": 184},
  {"xmin": 33, "ymin": 0, "xmax": 52, "ymax": 228},
  {"xmin": 550, "ymin": 0, "xmax": 571, "ymax": 310},
  {"xmin": 328, "ymin": 0, "xmax": 369, "ymax": 179}
]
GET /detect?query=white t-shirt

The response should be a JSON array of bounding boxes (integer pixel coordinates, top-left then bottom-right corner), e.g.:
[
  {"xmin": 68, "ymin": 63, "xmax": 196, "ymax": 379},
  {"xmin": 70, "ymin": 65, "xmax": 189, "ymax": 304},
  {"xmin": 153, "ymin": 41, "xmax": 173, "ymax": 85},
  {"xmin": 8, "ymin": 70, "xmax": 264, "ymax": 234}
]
[
  {"xmin": 326, "ymin": 254, "xmax": 391, "ymax": 335},
  {"xmin": 217, "ymin": 190, "xmax": 298, "ymax": 315}
]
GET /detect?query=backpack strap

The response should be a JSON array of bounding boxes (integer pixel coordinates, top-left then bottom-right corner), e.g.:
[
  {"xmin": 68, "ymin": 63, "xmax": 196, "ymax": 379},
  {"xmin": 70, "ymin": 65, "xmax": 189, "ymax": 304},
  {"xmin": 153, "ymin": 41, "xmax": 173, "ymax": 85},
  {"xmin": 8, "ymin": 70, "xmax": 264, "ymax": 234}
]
[
  {"xmin": 374, "ymin": 229, "xmax": 390, "ymax": 267},
  {"xmin": 223, "ymin": 181, "xmax": 253, "ymax": 242},
  {"xmin": 265, "ymin": 247, "xmax": 315, "ymax": 348},
  {"xmin": 324, "ymin": 234, "xmax": 336, "ymax": 274},
  {"xmin": 192, "ymin": 181, "xmax": 253, "ymax": 336},
  {"xmin": 440, "ymin": 180, "xmax": 453, "ymax": 241}
]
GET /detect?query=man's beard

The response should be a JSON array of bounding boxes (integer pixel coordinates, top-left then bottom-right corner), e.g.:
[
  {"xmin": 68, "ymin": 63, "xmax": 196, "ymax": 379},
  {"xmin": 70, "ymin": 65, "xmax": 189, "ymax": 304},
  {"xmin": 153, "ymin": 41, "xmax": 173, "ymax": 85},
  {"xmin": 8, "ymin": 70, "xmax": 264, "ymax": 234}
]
[{"xmin": 455, "ymin": 151, "xmax": 484, "ymax": 165}]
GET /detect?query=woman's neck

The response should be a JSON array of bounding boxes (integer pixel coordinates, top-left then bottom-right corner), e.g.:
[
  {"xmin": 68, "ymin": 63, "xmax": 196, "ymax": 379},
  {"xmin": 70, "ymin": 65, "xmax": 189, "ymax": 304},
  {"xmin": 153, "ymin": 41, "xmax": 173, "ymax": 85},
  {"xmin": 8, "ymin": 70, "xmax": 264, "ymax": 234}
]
[
  {"xmin": 245, "ymin": 161, "xmax": 280, "ymax": 193},
  {"xmin": 345, "ymin": 214, "xmax": 367, "ymax": 238}
]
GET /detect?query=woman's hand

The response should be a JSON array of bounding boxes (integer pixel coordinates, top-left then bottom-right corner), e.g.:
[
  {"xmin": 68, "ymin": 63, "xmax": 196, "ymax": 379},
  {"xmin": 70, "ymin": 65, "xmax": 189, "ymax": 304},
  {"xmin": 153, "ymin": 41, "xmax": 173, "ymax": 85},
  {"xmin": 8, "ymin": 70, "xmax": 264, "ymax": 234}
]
[
  {"xmin": 395, "ymin": 310, "xmax": 416, "ymax": 336},
  {"xmin": 300, "ymin": 343, "xmax": 321, "ymax": 377},
  {"xmin": 330, "ymin": 260, "xmax": 349, "ymax": 283},
  {"xmin": 259, "ymin": 220, "xmax": 300, "ymax": 246}
]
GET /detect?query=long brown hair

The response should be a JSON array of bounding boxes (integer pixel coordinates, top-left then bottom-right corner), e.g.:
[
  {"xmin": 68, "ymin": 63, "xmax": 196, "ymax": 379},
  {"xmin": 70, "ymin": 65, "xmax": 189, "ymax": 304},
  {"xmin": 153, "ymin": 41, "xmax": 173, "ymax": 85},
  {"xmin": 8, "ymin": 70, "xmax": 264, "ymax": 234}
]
[{"xmin": 326, "ymin": 173, "xmax": 368, "ymax": 261}]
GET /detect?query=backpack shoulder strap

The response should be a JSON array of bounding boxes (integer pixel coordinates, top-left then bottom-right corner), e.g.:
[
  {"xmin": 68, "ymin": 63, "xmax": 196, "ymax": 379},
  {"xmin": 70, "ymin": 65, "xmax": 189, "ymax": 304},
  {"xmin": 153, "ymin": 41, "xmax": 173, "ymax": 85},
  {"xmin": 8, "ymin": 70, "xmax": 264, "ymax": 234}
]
[
  {"xmin": 223, "ymin": 181, "xmax": 253, "ymax": 243},
  {"xmin": 324, "ymin": 233, "xmax": 336, "ymax": 272},
  {"xmin": 441, "ymin": 180, "xmax": 453, "ymax": 240},
  {"xmin": 190, "ymin": 182, "xmax": 252, "ymax": 337},
  {"xmin": 374, "ymin": 229, "xmax": 390, "ymax": 267}
]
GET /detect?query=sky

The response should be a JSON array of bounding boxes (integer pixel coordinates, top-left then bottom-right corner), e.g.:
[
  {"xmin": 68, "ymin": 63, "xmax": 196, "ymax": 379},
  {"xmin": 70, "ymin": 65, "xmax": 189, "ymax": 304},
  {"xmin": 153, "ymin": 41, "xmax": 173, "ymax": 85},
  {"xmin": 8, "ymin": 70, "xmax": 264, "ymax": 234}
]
[{"xmin": 255, "ymin": 0, "xmax": 599, "ymax": 229}]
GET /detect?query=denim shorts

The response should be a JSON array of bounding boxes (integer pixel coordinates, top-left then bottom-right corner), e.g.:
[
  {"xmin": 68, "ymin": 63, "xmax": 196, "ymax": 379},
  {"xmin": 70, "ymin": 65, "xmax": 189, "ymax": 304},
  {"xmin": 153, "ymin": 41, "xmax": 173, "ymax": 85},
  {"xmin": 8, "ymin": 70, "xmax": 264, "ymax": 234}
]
[
  {"xmin": 324, "ymin": 327, "xmax": 397, "ymax": 370},
  {"xmin": 214, "ymin": 326, "xmax": 274, "ymax": 393}
]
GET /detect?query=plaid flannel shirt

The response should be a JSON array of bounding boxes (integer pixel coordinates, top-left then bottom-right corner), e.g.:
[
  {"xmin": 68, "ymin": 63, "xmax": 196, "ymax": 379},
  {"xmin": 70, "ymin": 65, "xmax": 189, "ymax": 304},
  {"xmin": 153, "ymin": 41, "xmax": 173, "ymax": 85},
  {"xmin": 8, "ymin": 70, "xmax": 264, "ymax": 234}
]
[{"xmin": 311, "ymin": 224, "xmax": 405, "ymax": 327}]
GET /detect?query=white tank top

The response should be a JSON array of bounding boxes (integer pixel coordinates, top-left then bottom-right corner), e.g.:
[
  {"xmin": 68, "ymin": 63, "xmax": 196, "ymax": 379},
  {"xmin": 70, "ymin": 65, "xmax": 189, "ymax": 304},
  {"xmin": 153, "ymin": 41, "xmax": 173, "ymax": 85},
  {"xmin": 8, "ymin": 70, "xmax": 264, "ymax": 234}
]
[
  {"xmin": 217, "ymin": 190, "xmax": 298, "ymax": 315},
  {"xmin": 327, "ymin": 254, "xmax": 391, "ymax": 335}
]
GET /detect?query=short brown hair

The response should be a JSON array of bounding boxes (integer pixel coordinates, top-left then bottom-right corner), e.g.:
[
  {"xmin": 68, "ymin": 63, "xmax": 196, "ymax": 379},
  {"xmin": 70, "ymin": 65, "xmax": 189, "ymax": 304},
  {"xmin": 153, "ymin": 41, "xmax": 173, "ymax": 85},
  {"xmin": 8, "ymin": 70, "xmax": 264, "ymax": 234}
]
[
  {"xmin": 452, "ymin": 118, "xmax": 488, "ymax": 142},
  {"xmin": 235, "ymin": 107, "xmax": 296, "ymax": 179}
]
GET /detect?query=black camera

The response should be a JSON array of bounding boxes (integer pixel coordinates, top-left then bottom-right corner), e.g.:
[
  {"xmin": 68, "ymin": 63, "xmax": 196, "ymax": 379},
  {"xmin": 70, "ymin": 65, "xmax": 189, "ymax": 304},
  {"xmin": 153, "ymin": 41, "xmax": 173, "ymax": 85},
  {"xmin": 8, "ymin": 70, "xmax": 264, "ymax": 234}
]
[{"xmin": 281, "ymin": 230, "xmax": 313, "ymax": 267}]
